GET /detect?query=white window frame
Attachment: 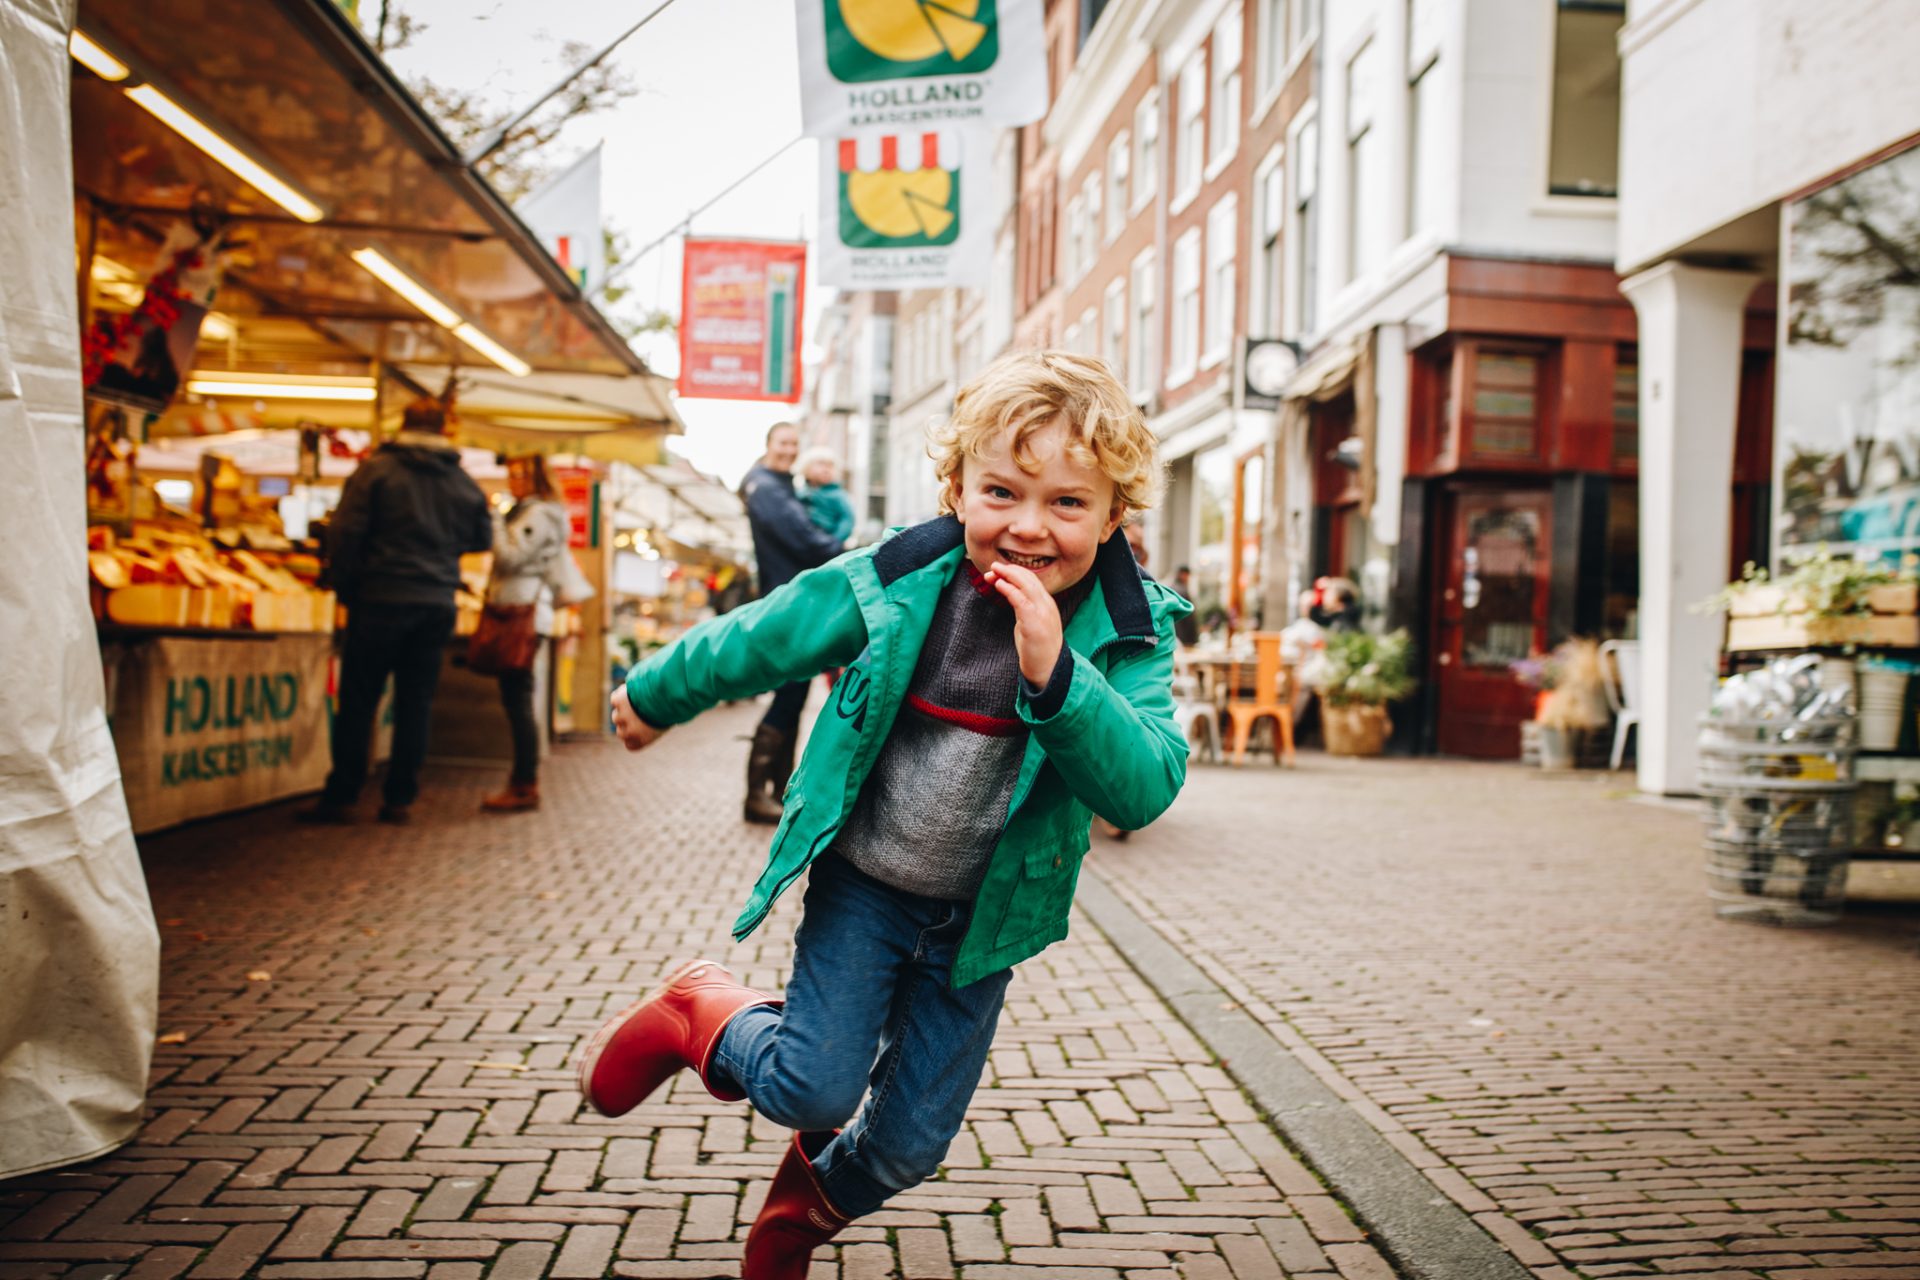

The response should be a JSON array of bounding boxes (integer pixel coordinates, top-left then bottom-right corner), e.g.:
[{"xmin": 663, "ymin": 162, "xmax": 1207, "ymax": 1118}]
[
  {"xmin": 1129, "ymin": 248, "xmax": 1157, "ymax": 400},
  {"xmin": 1106, "ymin": 131, "xmax": 1130, "ymax": 243},
  {"xmin": 1132, "ymin": 91, "xmax": 1161, "ymax": 213},
  {"xmin": 1289, "ymin": 0, "xmax": 1317, "ymax": 51},
  {"xmin": 1288, "ymin": 107, "xmax": 1319, "ymax": 337},
  {"xmin": 1207, "ymin": 4, "xmax": 1243, "ymax": 178},
  {"xmin": 1076, "ymin": 305, "xmax": 1098, "ymax": 358},
  {"xmin": 1344, "ymin": 37, "xmax": 1377, "ymax": 285},
  {"xmin": 1203, "ymin": 194, "xmax": 1237, "ymax": 368},
  {"xmin": 1173, "ymin": 54, "xmax": 1206, "ymax": 212},
  {"xmin": 1253, "ymin": 146, "xmax": 1285, "ymax": 337},
  {"xmin": 1064, "ymin": 192, "xmax": 1086, "ymax": 285},
  {"xmin": 1063, "ymin": 316, "xmax": 1083, "ymax": 361},
  {"xmin": 1103, "ymin": 276, "xmax": 1128, "ymax": 384},
  {"xmin": 1083, "ymin": 173, "xmax": 1103, "ymax": 268},
  {"xmin": 1256, "ymin": 0, "xmax": 1290, "ymax": 107},
  {"xmin": 1168, "ymin": 227, "xmax": 1202, "ymax": 387}
]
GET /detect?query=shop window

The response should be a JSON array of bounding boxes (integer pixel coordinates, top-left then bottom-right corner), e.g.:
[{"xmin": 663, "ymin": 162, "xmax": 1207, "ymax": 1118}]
[
  {"xmin": 1781, "ymin": 140, "xmax": 1920, "ymax": 563},
  {"xmin": 1547, "ymin": 0, "xmax": 1624, "ymax": 198},
  {"xmin": 1231, "ymin": 448, "xmax": 1266, "ymax": 626},
  {"xmin": 1611, "ymin": 355, "xmax": 1638, "ymax": 466},
  {"xmin": 1193, "ymin": 445, "xmax": 1235, "ymax": 637},
  {"xmin": 1468, "ymin": 348, "xmax": 1541, "ymax": 459}
]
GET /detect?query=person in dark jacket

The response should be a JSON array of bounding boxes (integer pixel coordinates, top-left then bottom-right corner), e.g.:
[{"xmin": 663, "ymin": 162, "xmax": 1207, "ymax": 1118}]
[
  {"xmin": 739, "ymin": 422, "xmax": 846, "ymax": 824},
  {"xmin": 302, "ymin": 400, "xmax": 493, "ymax": 825}
]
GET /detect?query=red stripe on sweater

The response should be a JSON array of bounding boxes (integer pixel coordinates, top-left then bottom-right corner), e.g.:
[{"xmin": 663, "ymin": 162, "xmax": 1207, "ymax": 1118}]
[{"xmin": 906, "ymin": 693, "xmax": 1024, "ymax": 737}]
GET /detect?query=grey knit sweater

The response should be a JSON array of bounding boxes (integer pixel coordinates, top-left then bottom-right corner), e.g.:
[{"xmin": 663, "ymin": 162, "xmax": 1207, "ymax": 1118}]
[{"xmin": 830, "ymin": 563, "xmax": 1087, "ymax": 900}]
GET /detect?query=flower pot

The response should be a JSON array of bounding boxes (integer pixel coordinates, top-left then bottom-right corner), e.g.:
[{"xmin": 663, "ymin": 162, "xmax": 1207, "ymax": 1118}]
[
  {"xmin": 1323, "ymin": 703, "xmax": 1391, "ymax": 757},
  {"xmin": 1537, "ymin": 724, "xmax": 1576, "ymax": 770}
]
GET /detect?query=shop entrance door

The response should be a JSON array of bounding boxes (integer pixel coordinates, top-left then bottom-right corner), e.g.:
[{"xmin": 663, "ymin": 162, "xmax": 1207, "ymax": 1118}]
[{"xmin": 1435, "ymin": 486, "xmax": 1553, "ymax": 758}]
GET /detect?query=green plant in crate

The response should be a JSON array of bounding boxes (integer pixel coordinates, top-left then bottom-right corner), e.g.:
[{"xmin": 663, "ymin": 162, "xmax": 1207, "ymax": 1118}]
[
  {"xmin": 1701, "ymin": 547, "xmax": 1917, "ymax": 619},
  {"xmin": 1306, "ymin": 629, "xmax": 1418, "ymax": 707}
]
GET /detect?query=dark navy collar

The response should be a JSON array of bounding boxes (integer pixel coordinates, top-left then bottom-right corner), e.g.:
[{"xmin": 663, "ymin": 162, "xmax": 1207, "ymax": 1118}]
[{"xmin": 873, "ymin": 514, "xmax": 1156, "ymax": 644}]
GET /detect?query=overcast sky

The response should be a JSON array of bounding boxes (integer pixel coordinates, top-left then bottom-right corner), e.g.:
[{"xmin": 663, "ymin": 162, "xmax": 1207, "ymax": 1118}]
[{"xmin": 378, "ymin": 0, "xmax": 824, "ymax": 486}]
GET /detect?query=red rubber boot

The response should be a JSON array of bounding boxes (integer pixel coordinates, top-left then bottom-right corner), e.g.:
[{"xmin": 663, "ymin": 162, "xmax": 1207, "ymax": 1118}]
[
  {"xmin": 575, "ymin": 960, "xmax": 779, "ymax": 1116},
  {"xmin": 742, "ymin": 1130, "xmax": 850, "ymax": 1279}
]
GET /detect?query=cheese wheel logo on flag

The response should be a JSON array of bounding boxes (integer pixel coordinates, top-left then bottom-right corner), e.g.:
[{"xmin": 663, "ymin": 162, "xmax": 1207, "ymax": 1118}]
[
  {"xmin": 819, "ymin": 130, "xmax": 992, "ymax": 289},
  {"xmin": 795, "ymin": 0, "xmax": 1046, "ymax": 134}
]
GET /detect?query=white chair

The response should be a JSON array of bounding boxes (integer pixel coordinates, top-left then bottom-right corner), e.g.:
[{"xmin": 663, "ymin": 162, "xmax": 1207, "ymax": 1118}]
[
  {"xmin": 1170, "ymin": 671, "xmax": 1220, "ymax": 764},
  {"xmin": 1601, "ymin": 639, "xmax": 1641, "ymax": 771}
]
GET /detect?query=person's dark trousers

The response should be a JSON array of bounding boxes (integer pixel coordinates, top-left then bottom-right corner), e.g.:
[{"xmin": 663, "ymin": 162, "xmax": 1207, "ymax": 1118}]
[
  {"xmin": 323, "ymin": 602, "xmax": 457, "ymax": 810},
  {"xmin": 760, "ymin": 678, "xmax": 811, "ymax": 735},
  {"xmin": 497, "ymin": 663, "xmax": 540, "ymax": 788}
]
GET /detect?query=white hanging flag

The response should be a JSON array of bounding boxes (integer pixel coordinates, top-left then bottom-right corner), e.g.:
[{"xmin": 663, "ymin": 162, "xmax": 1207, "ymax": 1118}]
[
  {"xmin": 518, "ymin": 143, "xmax": 605, "ymax": 294},
  {"xmin": 817, "ymin": 129, "xmax": 994, "ymax": 290},
  {"xmin": 794, "ymin": 0, "xmax": 1048, "ymax": 136}
]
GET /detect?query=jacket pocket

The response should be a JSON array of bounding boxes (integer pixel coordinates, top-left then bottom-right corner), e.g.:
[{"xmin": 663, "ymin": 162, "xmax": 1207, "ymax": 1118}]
[{"xmin": 1024, "ymin": 830, "xmax": 1090, "ymax": 878}]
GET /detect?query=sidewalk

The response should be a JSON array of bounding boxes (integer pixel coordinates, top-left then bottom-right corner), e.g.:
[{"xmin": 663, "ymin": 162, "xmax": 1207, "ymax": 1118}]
[
  {"xmin": 1089, "ymin": 755, "xmax": 1920, "ymax": 1280},
  {"xmin": 1, "ymin": 703, "xmax": 1397, "ymax": 1280}
]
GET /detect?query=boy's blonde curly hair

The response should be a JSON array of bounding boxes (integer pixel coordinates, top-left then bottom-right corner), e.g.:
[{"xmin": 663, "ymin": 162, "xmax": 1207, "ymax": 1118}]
[{"xmin": 929, "ymin": 350, "xmax": 1164, "ymax": 517}]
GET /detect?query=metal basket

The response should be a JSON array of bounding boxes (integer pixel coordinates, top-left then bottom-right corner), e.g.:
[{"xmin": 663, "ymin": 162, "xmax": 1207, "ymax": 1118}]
[
  {"xmin": 1696, "ymin": 715, "xmax": 1856, "ymax": 926},
  {"xmin": 1704, "ymin": 839, "xmax": 1850, "ymax": 924}
]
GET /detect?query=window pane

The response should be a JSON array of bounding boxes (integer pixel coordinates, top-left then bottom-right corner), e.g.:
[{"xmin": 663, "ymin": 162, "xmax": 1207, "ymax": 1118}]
[
  {"xmin": 1547, "ymin": 3, "xmax": 1624, "ymax": 197},
  {"xmin": 1612, "ymin": 357, "xmax": 1639, "ymax": 464},
  {"xmin": 1470, "ymin": 350, "xmax": 1541, "ymax": 457}
]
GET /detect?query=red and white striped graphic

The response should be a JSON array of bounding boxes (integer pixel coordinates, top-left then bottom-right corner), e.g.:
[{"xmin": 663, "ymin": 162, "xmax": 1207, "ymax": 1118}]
[{"xmin": 836, "ymin": 130, "xmax": 960, "ymax": 174}]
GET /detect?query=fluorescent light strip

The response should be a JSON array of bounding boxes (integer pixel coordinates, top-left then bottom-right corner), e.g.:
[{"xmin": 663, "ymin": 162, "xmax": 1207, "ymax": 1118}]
[
  {"xmin": 186, "ymin": 378, "xmax": 375, "ymax": 402},
  {"xmin": 69, "ymin": 30, "xmax": 129, "ymax": 81},
  {"xmin": 351, "ymin": 248, "xmax": 532, "ymax": 377},
  {"xmin": 452, "ymin": 323, "xmax": 532, "ymax": 378},
  {"xmin": 124, "ymin": 84, "xmax": 324, "ymax": 223},
  {"xmin": 351, "ymin": 248, "xmax": 462, "ymax": 327}
]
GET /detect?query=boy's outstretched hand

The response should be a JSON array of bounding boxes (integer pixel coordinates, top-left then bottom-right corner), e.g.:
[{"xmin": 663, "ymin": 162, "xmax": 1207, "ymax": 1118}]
[
  {"xmin": 610, "ymin": 684, "xmax": 665, "ymax": 752},
  {"xmin": 987, "ymin": 561, "xmax": 1064, "ymax": 686}
]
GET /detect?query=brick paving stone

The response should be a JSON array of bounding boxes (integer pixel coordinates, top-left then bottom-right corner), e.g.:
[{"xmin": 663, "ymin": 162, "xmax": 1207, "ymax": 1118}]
[
  {"xmin": 0, "ymin": 708, "xmax": 1395, "ymax": 1280},
  {"xmin": 1091, "ymin": 757, "xmax": 1920, "ymax": 1278}
]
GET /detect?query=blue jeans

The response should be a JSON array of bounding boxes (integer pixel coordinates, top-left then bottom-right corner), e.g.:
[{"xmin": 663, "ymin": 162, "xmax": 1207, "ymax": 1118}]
[{"xmin": 710, "ymin": 854, "xmax": 1013, "ymax": 1219}]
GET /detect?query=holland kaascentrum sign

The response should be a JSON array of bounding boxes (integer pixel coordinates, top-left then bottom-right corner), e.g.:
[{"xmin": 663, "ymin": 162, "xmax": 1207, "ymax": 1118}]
[{"xmin": 794, "ymin": 0, "xmax": 1048, "ymax": 135}]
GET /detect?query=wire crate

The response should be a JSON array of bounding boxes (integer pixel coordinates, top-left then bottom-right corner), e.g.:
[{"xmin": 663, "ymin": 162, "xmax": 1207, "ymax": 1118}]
[{"xmin": 1696, "ymin": 715, "xmax": 1856, "ymax": 925}]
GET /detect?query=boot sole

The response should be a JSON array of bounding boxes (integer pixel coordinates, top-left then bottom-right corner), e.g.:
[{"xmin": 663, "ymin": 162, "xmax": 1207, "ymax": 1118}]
[{"xmin": 575, "ymin": 958, "xmax": 718, "ymax": 1116}]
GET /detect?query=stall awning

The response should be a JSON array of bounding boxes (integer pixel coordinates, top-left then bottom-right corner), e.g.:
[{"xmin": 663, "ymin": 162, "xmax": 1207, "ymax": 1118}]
[
  {"xmin": 396, "ymin": 366, "xmax": 685, "ymax": 469},
  {"xmin": 71, "ymin": 0, "xmax": 647, "ymax": 386}
]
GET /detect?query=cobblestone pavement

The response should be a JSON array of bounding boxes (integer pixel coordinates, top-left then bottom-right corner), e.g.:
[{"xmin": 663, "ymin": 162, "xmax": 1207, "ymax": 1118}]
[
  {"xmin": 1090, "ymin": 756, "xmax": 1920, "ymax": 1280},
  {"xmin": 1, "ymin": 703, "xmax": 1398, "ymax": 1280}
]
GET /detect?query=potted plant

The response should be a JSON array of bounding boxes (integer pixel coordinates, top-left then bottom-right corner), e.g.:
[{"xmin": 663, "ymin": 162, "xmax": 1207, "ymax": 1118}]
[
  {"xmin": 1534, "ymin": 638, "xmax": 1611, "ymax": 769},
  {"xmin": 1703, "ymin": 549, "xmax": 1920, "ymax": 652},
  {"xmin": 1305, "ymin": 629, "xmax": 1417, "ymax": 757}
]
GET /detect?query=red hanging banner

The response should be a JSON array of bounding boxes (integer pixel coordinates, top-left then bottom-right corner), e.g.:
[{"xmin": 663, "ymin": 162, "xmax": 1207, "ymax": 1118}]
[{"xmin": 677, "ymin": 238, "xmax": 807, "ymax": 404}]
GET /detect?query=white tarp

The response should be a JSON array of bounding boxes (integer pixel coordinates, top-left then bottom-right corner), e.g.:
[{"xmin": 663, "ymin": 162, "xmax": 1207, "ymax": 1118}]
[{"xmin": 0, "ymin": 0, "xmax": 160, "ymax": 1177}]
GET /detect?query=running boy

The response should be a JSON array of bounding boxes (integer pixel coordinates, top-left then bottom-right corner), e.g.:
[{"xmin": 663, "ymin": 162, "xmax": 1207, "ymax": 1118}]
[{"xmin": 579, "ymin": 351, "xmax": 1190, "ymax": 1278}]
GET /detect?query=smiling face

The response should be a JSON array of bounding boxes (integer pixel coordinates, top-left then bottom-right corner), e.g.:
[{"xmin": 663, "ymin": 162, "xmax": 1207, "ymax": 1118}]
[
  {"xmin": 948, "ymin": 417, "xmax": 1124, "ymax": 595},
  {"xmin": 804, "ymin": 457, "xmax": 837, "ymax": 487},
  {"xmin": 764, "ymin": 425, "xmax": 800, "ymax": 473}
]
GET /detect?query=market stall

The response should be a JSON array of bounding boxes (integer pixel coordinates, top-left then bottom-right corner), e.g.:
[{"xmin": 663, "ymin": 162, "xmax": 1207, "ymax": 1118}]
[{"xmin": 65, "ymin": 0, "xmax": 681, "ymax": 828}]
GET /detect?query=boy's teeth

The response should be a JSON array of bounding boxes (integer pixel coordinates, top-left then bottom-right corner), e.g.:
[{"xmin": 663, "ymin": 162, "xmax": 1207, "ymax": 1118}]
[{"xmin": 1004, "ymin": 552, "xmax": 1052, "ymax": 568}]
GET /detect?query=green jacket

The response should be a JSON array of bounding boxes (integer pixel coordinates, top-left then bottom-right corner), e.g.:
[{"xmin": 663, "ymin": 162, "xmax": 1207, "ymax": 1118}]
[{"xmin": 624, "ymin": 516, "xmax": 1192, "ymax": 987}]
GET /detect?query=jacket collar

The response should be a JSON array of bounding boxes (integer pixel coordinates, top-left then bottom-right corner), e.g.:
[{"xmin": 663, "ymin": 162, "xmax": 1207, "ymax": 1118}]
[{"xmin": 872, "ymin": 515, "xmax": 1157, "ymax": 645}]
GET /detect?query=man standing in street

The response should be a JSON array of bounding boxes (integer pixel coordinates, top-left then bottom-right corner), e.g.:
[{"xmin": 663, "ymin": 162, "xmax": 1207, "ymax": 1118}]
[
  {"xmin": 303, "ymin": 399, "xmax": 493, "ymax": 825},
  {"xmin": 739, "ymin": 421, "xmax": 847, "ymax": 824}
]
